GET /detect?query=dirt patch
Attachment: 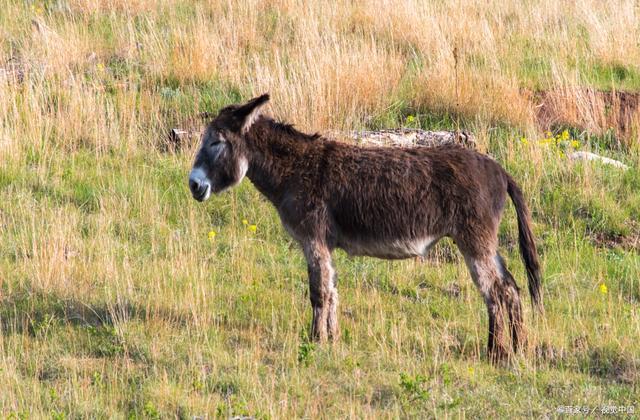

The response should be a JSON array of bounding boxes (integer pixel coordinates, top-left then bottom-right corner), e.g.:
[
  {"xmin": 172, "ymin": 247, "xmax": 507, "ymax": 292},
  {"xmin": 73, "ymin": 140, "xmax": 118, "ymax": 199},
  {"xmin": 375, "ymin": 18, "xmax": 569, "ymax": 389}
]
[
  {"xmin": 585, "ymin": 347, "xmax": 639, "ymax": 385},
  {"xmin": 590, "ymin": 231, "xmax": 640, "ymax": 251},
  {"xmin": 532, "ymin": 88, "xmax": 640, "ymax": 148},
  {"xmin": 589, "ymin": 222, "xmax": 640, "ymax": 252},
  {"xmin": 535, "ymin": 341, "xmax": 639, "ymax": 385}
]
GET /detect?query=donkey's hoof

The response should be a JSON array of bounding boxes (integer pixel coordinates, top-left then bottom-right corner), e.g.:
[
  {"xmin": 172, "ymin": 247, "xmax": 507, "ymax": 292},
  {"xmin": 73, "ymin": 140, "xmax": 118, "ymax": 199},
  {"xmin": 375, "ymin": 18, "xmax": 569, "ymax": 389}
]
[
  {"xmin": 310, "ymin": 329, "xmax": 329, "ymax": 343},
  {"xmin": 488, "ymin": 346, "xmax": 510, "ymax": 365},
  {"xmin": 327, "ymin": 330, "xmax": 340, "ymax": 342}
]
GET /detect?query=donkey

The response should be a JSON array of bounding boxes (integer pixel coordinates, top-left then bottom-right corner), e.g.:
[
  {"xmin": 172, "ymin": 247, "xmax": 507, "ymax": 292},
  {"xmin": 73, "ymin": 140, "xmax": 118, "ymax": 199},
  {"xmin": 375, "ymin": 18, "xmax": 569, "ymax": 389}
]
[{"xmin": 188, "ymin": 94, "xmax": 543, "ymax": 361}]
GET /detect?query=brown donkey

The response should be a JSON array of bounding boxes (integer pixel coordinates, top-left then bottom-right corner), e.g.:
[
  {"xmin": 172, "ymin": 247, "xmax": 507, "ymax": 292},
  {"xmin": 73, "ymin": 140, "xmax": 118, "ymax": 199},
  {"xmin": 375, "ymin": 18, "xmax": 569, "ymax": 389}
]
[{"xmin": 188, "ymin": 94, "xmax": 543, "ymax": 361}]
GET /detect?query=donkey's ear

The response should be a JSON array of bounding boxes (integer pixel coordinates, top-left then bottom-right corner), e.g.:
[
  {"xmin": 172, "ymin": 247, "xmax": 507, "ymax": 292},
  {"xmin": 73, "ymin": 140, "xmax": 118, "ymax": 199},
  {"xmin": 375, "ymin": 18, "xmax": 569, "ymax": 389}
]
[{"xmin": 234, "ymin": 93, "xmax": 270, "ymax": 134}]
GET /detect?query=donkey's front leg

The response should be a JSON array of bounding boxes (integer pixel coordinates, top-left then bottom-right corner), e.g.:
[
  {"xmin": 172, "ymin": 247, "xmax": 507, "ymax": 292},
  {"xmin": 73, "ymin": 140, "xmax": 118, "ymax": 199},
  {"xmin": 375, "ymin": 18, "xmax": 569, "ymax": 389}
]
[{"xmin": 303, "ymin": 241, "xmax": 338, "ymax": 342}]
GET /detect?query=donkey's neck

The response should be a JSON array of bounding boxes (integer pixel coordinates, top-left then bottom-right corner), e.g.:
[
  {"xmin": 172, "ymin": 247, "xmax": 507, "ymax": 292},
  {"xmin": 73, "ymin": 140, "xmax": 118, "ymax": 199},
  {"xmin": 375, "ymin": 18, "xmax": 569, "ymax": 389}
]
[{"xmin": 244, "ymin": 118, "xmax": 316, "ymax": 207}]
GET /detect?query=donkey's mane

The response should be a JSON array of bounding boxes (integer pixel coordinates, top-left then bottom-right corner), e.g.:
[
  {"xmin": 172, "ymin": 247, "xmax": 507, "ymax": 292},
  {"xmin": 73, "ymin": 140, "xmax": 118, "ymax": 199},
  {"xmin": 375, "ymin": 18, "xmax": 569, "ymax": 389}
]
[{"xmin": 263, "ymin": 117, "xmax": 321, "ymax": 142}]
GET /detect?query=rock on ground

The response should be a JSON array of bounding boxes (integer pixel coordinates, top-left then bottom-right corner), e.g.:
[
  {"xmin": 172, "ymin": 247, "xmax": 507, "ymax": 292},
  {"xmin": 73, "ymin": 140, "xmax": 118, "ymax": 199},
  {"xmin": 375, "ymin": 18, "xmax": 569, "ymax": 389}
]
[{"xmin": 346, "ymin": 128, "xmax": 476, "ymax": 149}]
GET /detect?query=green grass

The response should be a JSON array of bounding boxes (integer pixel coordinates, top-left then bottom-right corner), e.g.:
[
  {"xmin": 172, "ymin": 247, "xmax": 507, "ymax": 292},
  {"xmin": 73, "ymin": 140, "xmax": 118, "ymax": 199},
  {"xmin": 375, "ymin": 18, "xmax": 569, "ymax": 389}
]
[
  {"xmin": 579, "ymin": 61, "xmax": 640, "ymax": 92},
  {"xmin": 1, "ymin": 134, "xmax": 638, "ymax": 417},
  {"xmin": 1, "ymin": 0, "xmax": 640, "ymax": 417}
]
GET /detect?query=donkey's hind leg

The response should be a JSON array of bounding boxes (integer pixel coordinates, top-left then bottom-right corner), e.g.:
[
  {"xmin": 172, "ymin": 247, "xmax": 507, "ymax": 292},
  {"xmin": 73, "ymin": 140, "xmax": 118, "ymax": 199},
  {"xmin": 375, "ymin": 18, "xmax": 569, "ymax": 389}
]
[
  {"xmin": 303, "ymin": 241, "xmax": 338, "ymax": 342},
  {"xmin": 462, "ymin": 252, "xmax": 510, "ymax": 362},
  {"xmin": 326, "ymin": 267, "xmax": 339, "ymax": 340},
  {"xmin": 495, "ymin": 253, "xmax": 525, "ymax": 352}
]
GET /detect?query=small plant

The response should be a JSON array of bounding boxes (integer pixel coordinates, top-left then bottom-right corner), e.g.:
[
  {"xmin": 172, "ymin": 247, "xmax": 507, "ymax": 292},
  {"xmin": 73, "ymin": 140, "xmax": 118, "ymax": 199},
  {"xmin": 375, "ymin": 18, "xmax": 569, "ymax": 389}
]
[
  {"xmin": 214, "ymin": 379, "xmax": 238, "ymax": 397},
  {"xmin": 30, "ymin": 4, "xmax": 44, "ymax": 15},
  {"xmin": 86, "ymin": 325, "xmax": 124, "ymax": 358},
  {"xmin": 215, "ymin": 396, "xmax": 250, "ymax": 419},
  {"xmin": 399, "ymin": 373, "xmax": 429, "ymax": 401},
  {"xmin": 520, "ymin": 129, "xmax": 582, "ymax": 157},
  {"xmin": 404, "ymin": 114, "xmax": 419, "ymax": 128},
  {"xmin": 92, "ymin": 372, "xmax": 106, "ymax": 390},
  {"xmin": 192, "ymin": 378, "xmax": 205, "ymax": 392},
  {"xmin": 242, "ymin": 218, "xmax": 258, "ymax": 233},
  {"xmin": 540, "ymin": 130, "xmax": 565, "ymax": 156},
  {"xmin": 599, "ymin": 283, "xmax": 608, "ymax": 295},
  {"xmin": 142, "ymin": 401, "xmax": 160, "ymax": 419},
  {"xmin": 50, "ymin": 411, "xmax": 65, "ymax": 420},
  {"xmin": 439, "ymin": 363, "xmax": 453, "ymax": 386},
  {"xmin": 29, "ymin": 313, "xmax": 58, "ymax": 338},
  {"xmin": 49, "ymin": 388, "xmax": 58, "ymax": 402},
  {"xmin": 297, "ymin": 342, "xmax": 316, "ymax": 366}
]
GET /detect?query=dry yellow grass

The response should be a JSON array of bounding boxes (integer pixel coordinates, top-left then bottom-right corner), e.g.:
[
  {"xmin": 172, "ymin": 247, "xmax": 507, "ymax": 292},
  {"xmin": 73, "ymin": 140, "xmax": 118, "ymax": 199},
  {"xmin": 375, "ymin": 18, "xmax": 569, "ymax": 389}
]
[{"xmin": 3, "ymin": 0, "xmax": 639, "ymax": 134}]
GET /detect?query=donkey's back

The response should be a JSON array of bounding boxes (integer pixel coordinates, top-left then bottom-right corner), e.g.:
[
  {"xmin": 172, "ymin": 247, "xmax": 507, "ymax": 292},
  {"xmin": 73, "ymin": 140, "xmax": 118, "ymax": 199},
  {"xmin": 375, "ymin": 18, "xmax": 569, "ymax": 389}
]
[{"xmin": 322, "ymin": 142, "xmax": 509, "ymax": 259}]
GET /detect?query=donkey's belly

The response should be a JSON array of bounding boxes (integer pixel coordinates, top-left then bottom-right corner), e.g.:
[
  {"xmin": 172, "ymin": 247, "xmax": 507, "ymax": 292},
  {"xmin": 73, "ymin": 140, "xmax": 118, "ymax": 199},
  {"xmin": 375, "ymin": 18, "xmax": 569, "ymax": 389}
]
[{"xmin": 337, "ymin": 236, "xmax": 439, "ymax": 260}]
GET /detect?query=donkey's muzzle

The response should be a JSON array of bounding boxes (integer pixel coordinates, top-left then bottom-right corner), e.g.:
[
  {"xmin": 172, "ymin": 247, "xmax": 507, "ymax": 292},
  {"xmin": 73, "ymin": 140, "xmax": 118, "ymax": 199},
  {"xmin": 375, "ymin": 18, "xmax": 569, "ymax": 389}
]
[{"xmin": 188, "ymin": 172, "xmax": 211, "ymax": 202}]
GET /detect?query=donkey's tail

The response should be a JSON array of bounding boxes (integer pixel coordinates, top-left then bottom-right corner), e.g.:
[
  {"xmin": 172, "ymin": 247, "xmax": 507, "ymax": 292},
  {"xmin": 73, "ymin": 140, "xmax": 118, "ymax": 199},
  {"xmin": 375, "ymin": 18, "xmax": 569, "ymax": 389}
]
[{"xmin": 506, "ymin": 175, "xmax": 544, "ymax": 313}]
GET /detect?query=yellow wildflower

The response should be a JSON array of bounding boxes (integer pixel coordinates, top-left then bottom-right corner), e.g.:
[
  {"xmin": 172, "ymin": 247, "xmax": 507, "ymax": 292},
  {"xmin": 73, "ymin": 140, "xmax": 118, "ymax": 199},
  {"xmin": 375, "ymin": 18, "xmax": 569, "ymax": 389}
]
[
  {"xmin": 208, "ymin": 230, "xmax": 216, "ymax": 241},
  {"xmin": 406, "ymin": 115, "xmax": 415, "ymax": 123},
  {"xmin": 242, "ymin": 219, "xmax": 248, "ymax": 225},
  {"xmin": 561, "ymin": 130, "xmax": 570, "ymax": 141},
  {"xmin": 571, "ymin": 140, "xmax": 580, "ymax": 149},
  {"xmin": 520, "ymin": 137, "xmax": 529, "ymax": 145},
  {"xmin": 599, "ymin": 283, "xmax": 608, "ymax": 295},
  {"xmin": 248, "ymin": 224, "xmax": 257, "ymax": 233}
]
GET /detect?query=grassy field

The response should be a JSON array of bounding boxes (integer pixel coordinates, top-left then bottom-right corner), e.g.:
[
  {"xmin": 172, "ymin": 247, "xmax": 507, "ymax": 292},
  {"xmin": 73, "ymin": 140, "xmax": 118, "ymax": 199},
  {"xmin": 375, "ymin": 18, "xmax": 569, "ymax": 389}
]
[{"xmin": 1, "ymin": 0, "xmax": 639, "ymax": 417}]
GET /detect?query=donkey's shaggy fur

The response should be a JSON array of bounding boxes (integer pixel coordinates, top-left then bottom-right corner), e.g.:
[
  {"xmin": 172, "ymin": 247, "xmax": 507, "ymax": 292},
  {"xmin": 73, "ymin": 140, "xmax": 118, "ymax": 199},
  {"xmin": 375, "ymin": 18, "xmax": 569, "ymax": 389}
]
[{"xmin": 189, "ymin": 95, "xmax": 543, "ymax": 361}]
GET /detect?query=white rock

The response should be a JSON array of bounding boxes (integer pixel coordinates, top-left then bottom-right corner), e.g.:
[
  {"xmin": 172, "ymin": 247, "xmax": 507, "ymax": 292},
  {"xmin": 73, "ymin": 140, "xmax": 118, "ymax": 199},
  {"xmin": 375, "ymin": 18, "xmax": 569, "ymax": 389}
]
[
  {"xmin": 568, "ymin": 151, "xmax": 629, "ymax": 170},
  {"xmin": 348, "ymin": 128, "xmax": 476, "ymax": 149}
]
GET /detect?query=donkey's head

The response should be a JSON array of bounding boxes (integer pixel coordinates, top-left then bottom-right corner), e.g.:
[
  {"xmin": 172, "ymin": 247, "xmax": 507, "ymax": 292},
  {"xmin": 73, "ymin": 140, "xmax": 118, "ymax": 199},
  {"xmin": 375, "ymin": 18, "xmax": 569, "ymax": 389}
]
[{"xmin": 188, "ymin": 94, "xmax": 270, "ymax": 201}]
